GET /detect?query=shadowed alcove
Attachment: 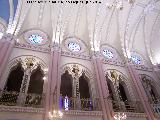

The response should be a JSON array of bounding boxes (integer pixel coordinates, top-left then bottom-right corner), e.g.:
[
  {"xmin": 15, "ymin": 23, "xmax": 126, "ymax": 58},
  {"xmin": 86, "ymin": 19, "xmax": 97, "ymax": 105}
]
[
  {"xmin": 5, "ymin": 62, "xmax": 24, "ymax": 92},
  {"xmin": 79, "ymin": 73, "xmax": 90, "ymax": 99},
  {"xmin": 60, "ymin": 70, "xmax": 73, "ymax": 98},
  {"xmin": 28, "ymin": 66, "xmax": 44, "ymax": 94}
]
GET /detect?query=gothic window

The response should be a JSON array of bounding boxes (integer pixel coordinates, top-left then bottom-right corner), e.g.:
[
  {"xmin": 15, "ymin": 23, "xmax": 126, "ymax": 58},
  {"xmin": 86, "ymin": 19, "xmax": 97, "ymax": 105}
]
[
  {"xmin": 68, "ymin": 42, "xmax": 81, "ymax": 52},
  {"xmin": 28, "ymin": 34, "xmax": 44, "ymax": 44},
  {"xmin": 5, "ymin": 63, "xmax": 24, "ymax": 92},
  {"xmin": 28, "ymin": 66, "xmax": 44, "ymax": 94},
  {"xmin": 131, "ymin": 55, "xmax": 141, "ymax": 64},
  {"xmin": 102, "ymin": 49, "xmax": 114, "ymax": 59},
  {"xmin": 79, "ymin": 73, "xmax": 90, "ymax": 99},
  {"xmin": 60, "ymin": 70, "xmax": 73, "ymax": 98}
]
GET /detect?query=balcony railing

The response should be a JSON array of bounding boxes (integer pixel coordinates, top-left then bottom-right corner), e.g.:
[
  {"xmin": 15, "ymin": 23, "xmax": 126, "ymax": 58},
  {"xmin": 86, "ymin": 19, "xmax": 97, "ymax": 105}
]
[
  {"xmin": 150, "ymin": 98, "xmax": 160, "ymax": 117},
  {"xmin": 110, "ymin": 100, "xmax": 144, "ymax": 113},
  {"xmin": 0, "ymin": 90, "xmax": 45, "ymax": 108},
  {"xmin": 60, "ymin": 96, "xmax": 101, "ymax": 111}
]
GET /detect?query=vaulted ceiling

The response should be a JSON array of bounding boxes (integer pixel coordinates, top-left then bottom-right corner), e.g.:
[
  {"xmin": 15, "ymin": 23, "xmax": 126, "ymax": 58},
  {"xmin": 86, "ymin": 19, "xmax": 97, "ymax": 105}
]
[{"xmin": 0, "ymin": 0, "xmax": 160, "ymax": 65}]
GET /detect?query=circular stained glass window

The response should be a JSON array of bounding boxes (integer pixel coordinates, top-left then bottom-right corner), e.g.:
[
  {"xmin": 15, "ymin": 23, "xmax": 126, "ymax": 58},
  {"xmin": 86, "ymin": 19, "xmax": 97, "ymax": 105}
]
[
  {"xmin": 28, "ymin": 34, "xmax": 43, "ymax": 44},
  {"xmin": 102, "ymin": 49, "xmax": 114, "ymax": 59},
  {"xmin": 68, "ymin": 42, "xmax": 81, "ymax": 52},
  {"xmin": 131, "ymin": 55, "xmax": 141, "ymax": 64}
]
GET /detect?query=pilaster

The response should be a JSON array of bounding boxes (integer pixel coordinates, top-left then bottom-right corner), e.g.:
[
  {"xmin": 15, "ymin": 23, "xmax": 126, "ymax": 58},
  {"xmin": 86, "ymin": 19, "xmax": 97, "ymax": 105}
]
[
  {"xmin": 127, "ymin": 63, "xmax": 157, "ymax": 120},
  {"xmin": 0, "ymin": 34, "xmax": 15, "ymax": 81},
  {"xmin": 44, "ymin": 43, "xmax": 61, "ymax": 120},
  {"xmin": 91, "ymin": 51, "xmax": 113, "ymax": 120}
]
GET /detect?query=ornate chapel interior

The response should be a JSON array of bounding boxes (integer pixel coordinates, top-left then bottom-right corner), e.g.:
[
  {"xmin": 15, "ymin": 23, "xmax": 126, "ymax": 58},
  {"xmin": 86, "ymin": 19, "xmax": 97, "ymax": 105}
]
[{"xmin": 0, "ymin": 0, "xmax": 160, "ymax": 120}]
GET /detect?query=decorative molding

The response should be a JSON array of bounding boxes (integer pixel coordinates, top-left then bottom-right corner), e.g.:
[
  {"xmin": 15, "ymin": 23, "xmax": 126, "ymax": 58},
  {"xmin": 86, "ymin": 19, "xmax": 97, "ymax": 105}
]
[
  {"xmin": 0, "ymin": 105, "xmax": 45, "ymax": 113},
  {"xmin": 15, "ymin": 42, "xmax": 50, "ymax": 53},
  {"xmin": 61, "ymin": 51, "xmax": 91, "ymax": 61},
  {"xmin": 102, "ymin": 58, "xmax": 125, "ymax": 67},
  {"xmin": 63, "ymin": 110, "xmax": 103, "ymax": 116},
  {"xmin": 114, "ymin": 112, "xmax": 147, "ymax": 118},
  {"xmin": 134, "ymin": 64, "xmax": 153, "ymax": 72}
]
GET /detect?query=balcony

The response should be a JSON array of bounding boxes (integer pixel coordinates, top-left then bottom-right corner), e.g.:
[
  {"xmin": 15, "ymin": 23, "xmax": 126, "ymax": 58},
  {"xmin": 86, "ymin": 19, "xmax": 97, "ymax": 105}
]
[
  {"xmin": 110, "ymin": 100, "xmax": 145, "ymax": 113},
  {"xmin": 150, "ymin": 98, "xmax": 160, "ymax": 118},
  {"xmin": 60, "ymin": 96, "xmax": 101, "ymax": 111},
  {"xmin": 0, "ymin": 90, "xmax": 45, "ymax": 108}
]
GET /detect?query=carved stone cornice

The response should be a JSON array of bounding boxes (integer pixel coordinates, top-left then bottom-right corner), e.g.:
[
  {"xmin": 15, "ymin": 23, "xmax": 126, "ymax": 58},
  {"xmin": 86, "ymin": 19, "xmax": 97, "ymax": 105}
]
[
  {"xmin": 102, "ymin": 58, "xmax": 126, "ymax": 67},
  {"xmin": 2, "ymin": 34, "xmax": 15, "ymax": 44},
  {"xmin": 51, "ymin": 43, "xmax": 61, "ymax": 52},
  {"xmin": 61, "ymin": 51, "xmax": 91, "ymax": 60},
  {"xmin": 63, "ymin": 110, "xmax": 103, "ymax": 116},
  {"xmin": 0, "ymin": 105, "xmax": 45, "ymax": 113},
  {"xmin": 15, "ymin": 42, "xmax": 50, "ymax": 53},
  {"xmin": 114, "ymin": 112, "xmax": 147, "ymax": 118}
]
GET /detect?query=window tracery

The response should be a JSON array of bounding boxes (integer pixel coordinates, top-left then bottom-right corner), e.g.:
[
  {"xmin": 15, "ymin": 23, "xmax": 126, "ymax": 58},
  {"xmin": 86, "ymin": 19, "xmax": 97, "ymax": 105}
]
[
  {"xmin": 131, "ymin": 55, "xmax": 142, "ymax": 64},
  {"xmin": 28, "ymin": 34, "xmax": 44, "ymax": 44},
  {"xmin": 102, "ymin": 49, "xmax": 114, "ymax": 59},
  {"xmin": 68, "ymin": 42, "xmax": 81, "ymax": 52}
]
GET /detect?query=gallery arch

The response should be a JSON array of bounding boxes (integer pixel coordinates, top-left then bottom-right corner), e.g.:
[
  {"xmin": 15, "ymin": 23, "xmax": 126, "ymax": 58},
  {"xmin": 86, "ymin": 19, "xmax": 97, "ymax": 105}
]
[
  {"xmin": 0, "ymin": 56, "xmax": 47, "ymax": 106},
  {"xmin": 105, "ymin": 69, "xmax": 135, "ymax": 102},
  {"xmin": 60, "ymin": 64, "xmax": 98, "ymax": 110},
  {"xmin": 140, "ymin": 74, "xmax": 159, "ymax": 103},
  {"xmin": 5, "ymin": 62, "xmax": 24, "ymax": 92}
]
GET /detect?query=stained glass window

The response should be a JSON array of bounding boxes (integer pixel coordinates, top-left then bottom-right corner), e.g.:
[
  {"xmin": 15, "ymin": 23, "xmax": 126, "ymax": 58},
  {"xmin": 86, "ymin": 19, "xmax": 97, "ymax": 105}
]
[
  {"xmin": 28, "ymin": 34, "xmax": 43, "ymax": 44},
  {"xmin": 102, "ymin": 49, "xmax": 114, "ymax": 59},
  {"xmin": 131, "ymin": 55, "xmax": 141, "ymax": 64},
  {"xmin": 68, "ymin": 42, "xmax": 81, "ymax": 52}
]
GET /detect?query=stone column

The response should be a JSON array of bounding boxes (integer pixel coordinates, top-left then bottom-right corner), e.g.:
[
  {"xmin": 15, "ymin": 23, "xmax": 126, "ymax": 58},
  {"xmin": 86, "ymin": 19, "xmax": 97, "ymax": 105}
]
[
  {"xmin": 127, "ymin": 64, "xmax": 157, "ymax": 120},
  {"xmin": 18, "ymin": 67, "xmax": 31, "ymax": 105},
  {"xmin": 0, "ymin": 34, "xmax": 15, "ymax": 81},
  {"xmin": 92, "ymin": 53, "xmax": 113, "ymax": 120},
  {"xmin": 43, "ymin": 44, "xmax": 61, "ymax": 120}
]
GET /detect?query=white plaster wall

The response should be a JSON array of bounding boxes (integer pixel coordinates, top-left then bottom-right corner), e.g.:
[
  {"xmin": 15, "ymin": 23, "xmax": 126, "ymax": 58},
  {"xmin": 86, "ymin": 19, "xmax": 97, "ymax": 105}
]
[
  {"xmin": 0, "ymin": 112, "xmax": 44, "ymax": 120},
  {"xmin": 61, "ymin": 56, "xmax": 93, "ymax": 73},
  {"xmin": 9, "ymin": 47, "xmax": 50, "ymax": 64}
]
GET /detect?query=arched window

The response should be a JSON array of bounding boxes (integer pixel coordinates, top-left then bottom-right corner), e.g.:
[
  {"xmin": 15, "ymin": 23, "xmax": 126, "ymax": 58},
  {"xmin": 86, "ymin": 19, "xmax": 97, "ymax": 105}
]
[
  {"xmin": 79, "ymin": 73, "xmax": 90, "ymax": 99},
  {"xmin": 60, "ymin": 70, "xmax": 73, "ymax": 98},
  {"xmin": 5, "ymin": 63, "xmax": 24, "ymax": 92},
  {"xmin": 28, "ymin": 66, "xmax": 44, "ymax": 94}
]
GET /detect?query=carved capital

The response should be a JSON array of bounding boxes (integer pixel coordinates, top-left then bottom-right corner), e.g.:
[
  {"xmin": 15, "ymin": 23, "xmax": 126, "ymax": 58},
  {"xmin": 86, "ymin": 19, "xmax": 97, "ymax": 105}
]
[
  {"xmin": 2, "ymin": 33, "xmax": 15, "ymax": 44},
  {"xmin": 51, "ymin": 43, "xmax": 61, "ymax": 52}
]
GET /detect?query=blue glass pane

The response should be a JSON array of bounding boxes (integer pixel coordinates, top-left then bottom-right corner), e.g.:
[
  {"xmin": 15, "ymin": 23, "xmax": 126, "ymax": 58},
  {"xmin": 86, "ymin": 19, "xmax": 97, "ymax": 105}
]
[
  {"xmin": 13, "ymin": 0, "xmax": 18, "ymax": 17},
  {"xmin": 68, "ymin": 42, "xmax": 81, "ymax": 52},
  {"xmin": 28, "ymin": 34, "xmax": 43, "ymax": 44},
  {"xmin": 131, "ymin": 55, "xmax": 141, "ymax": 64},
  {"xmin": 0, "ymin": 0, "xmax": 10, "ymax": 23},
  {"xmin": 102, "ymin": 49, "xmax": 113, "ymax": 59}
]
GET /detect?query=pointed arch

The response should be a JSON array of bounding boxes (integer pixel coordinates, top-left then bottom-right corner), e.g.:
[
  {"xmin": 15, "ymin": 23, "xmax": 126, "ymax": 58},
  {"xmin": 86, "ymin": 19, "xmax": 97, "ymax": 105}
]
[
  {"xmin": 79, "ymin": 72, "xmax": 90, "ymax": 99},
  {"xmin": 60, "ymin": 70, "xmax": 73, "ymax": 98},
  {"xmin": 28, "ymin": 65, "xmax": 44, "ymax": 94},
  {"xmin": 5, "ymin": 62, "xmax": 24, "ymax": 92}
]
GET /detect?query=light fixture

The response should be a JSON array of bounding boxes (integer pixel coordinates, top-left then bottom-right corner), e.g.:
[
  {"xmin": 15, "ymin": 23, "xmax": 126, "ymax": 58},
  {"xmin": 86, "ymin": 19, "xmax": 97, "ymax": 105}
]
[
  {"xmin": 114, "ymin": 112, "xmax": 127, "ymax": 120},
  {"xmin": 43, "ymin": 76, "xmax": 47, "ymax": 80},
  {"xmin": 49, "ymin": 110, "xmax": 63, "ymax": 119}
]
